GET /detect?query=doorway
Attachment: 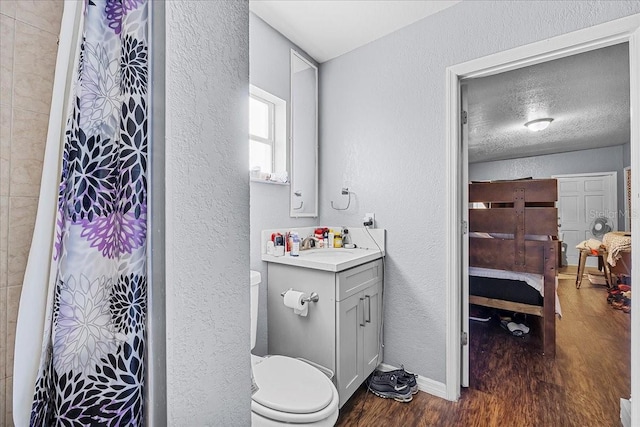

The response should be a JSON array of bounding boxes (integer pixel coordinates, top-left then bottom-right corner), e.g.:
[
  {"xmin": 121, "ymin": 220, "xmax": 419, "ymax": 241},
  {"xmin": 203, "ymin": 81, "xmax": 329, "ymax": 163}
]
[
  {"xmin": 555, "ymin": 172, "xmax": 618, "ymax": 267},
  {"xmin": 444, "ymin": 14, "xmax": 640, "ymax": 424}
]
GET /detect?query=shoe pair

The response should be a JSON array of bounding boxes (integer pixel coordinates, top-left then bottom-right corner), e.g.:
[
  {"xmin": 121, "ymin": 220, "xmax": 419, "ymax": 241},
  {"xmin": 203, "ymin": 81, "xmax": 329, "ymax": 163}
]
[
  {"xmin": 366, "ymin": 371, "xmax": 413, "ymax": 402},
  {"xmin": 612, "ymin": 296, "xmax": 631, "ymax": 311},
  {"xmin": 370, "ymin": 366, "xmax": 419, "ymax": 395}
]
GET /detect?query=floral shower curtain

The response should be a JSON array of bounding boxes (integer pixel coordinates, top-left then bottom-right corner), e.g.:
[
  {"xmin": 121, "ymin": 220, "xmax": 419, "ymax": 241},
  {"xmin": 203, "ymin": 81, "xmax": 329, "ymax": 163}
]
[{"xmin": 20, "ymin": 0, "xmax": 148, "ymax": 425}]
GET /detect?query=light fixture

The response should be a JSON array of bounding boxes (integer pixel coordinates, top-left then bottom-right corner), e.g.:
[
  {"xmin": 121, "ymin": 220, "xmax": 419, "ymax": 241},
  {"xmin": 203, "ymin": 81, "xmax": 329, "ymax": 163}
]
[{"xmin": 524, "ymin": 118, "xmax": 553, "ymax": 132}]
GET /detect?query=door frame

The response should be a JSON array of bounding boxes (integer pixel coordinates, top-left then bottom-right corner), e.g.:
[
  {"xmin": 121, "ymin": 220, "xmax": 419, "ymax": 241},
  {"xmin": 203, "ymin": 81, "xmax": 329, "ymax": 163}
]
[
  {"xmin": 625, "ymin": 166, "xmax": 632, "ymax": 232},
  {"xmin": 553, "ymin": 172, "xmax": 618, "ymax": 267},
  {"xmin": 444, "ymin": 14, "xmax": 640, "ymax": 421}
]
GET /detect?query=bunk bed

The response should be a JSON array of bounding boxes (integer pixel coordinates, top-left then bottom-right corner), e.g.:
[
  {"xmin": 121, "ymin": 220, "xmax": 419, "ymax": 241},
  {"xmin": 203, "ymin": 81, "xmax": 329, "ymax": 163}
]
[{"xmin": 469, "ymin": 178, "xmax": 559, "ymax": 357}]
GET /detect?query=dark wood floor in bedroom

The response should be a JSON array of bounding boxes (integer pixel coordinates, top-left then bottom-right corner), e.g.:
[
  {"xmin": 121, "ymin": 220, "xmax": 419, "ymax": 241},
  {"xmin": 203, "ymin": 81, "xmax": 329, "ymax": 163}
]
[{"xmin": 335, "ymin": 266, "xmax": 631, "ymax": 427}]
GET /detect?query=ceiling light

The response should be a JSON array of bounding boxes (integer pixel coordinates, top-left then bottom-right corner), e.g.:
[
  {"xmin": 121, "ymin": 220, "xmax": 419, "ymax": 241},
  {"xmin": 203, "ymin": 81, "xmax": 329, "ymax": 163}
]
[{"xmin": 524, "ymin": 118, "xmax": 554, "ymax": 132}]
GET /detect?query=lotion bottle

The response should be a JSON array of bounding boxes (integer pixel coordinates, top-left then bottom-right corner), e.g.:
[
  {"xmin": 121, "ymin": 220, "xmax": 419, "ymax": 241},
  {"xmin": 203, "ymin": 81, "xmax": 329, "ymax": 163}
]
[{"xmin": 291, "ymin": 232, "xmax": 300, "ymax": 256}]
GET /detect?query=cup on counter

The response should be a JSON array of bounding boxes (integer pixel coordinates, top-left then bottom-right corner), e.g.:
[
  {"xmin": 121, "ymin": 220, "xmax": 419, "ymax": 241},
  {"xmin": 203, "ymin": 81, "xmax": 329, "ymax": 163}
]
[{"xmin": 274, "ymin": 245, "xmax": 285, "ymax": 257}]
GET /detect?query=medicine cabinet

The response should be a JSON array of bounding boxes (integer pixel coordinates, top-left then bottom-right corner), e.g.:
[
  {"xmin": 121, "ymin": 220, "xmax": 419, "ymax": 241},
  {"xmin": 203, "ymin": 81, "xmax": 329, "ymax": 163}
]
[{"xmin": 290, "ymin": 50, "xmax": 318, "ymax": 218}]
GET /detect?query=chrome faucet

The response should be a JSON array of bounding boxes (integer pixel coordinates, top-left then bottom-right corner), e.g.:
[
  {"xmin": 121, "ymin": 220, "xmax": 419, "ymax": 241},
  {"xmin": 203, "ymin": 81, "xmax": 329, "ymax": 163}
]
[{"xmin": 301, "ymin": 236, "xmax": 318, "ymax": 250}]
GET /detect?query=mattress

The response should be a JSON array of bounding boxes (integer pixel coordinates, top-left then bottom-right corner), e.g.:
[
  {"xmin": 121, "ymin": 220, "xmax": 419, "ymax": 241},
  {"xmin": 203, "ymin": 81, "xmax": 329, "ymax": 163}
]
[
  {"xmin": 470, "ymin": 275, "xmax": 542, "ymax": 306},
  {"xmin": 469, "ymin": 232, "xmax": 550, "ymax": 241},
  {"xmin": 469, "ymin": 266, "xmax": 562, "ymax": 316}
]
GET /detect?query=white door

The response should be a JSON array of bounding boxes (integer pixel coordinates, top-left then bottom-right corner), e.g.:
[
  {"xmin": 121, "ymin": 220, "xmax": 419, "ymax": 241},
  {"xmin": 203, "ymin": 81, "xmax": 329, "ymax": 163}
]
[{"xmin": 554, "ymin": 172, "xmax": 617, "ymax": 267}]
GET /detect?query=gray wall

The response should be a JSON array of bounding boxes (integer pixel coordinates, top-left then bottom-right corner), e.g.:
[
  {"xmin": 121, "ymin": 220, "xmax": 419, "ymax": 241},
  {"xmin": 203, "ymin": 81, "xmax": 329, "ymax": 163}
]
[
  {"xmin": 624, "ymin": 142, "xmax": 631, "ymax": 167},
  {"xmin": 319, "ymin": 1, "xmax": 640, "ymax": 385},
  {"xmin": 165, "ymin": 1, "xmax": 250, "ymax": 424},
  {"xmin": 469, "ymin": 144, "xmax": 630, "ymax": 228},
  {"xmin": 249, "ymin": 13, "xmax": 317, "ymax": 355}
]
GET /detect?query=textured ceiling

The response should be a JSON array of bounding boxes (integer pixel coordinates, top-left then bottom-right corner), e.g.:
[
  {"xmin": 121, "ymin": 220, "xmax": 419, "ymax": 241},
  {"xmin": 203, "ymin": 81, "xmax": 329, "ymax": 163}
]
[{"xmin": 466, "ymin": 43, "xmax": 630, "ymax": 164}]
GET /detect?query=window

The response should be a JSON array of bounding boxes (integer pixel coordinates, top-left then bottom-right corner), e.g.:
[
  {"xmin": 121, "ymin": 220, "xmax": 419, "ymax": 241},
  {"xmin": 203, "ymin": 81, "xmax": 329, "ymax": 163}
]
[
  {"xmin": 249, "ymin": 95, "xmax": 275, "ymax": 173},
  {"xmin": 249, "ymin": 86, "xmax": 286, "ymax": 179}
]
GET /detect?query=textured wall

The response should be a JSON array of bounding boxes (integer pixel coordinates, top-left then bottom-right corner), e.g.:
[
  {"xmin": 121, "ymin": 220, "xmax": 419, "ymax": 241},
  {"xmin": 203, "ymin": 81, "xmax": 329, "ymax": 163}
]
[
  {"xmin": 319, "ymin": 1, "xmax": 640, "ymax": 385},
  {"xmin": 624, "ymin": 142, "xmax": 631, "ymax": 167},
  {"xmin": 0, "ymin": 0, "xmax": 63, "ymax": 424},
  {"xmin": 249, "ymin": 13, "xmax": 317, "ymax": 355},
  {"xmin": 470, "ymin": 144, "xmax": 630, "ymax": 221},
  {"xmin": 165, "ymin": 1, "xmax": 250, "ymax": 424}
]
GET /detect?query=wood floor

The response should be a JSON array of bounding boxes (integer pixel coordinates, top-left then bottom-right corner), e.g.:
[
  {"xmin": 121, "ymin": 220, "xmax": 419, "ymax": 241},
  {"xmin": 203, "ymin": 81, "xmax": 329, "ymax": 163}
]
[{"xmin": 335, "ymin": 267, "xmax": 631, "ymax": 427}]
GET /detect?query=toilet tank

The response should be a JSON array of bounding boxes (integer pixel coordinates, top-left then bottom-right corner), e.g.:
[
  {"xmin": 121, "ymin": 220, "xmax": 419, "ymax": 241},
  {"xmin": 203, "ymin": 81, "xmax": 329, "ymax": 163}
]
[{"xmin": 250, "ymin": 270, "xmax": 261, "ymax": 350}]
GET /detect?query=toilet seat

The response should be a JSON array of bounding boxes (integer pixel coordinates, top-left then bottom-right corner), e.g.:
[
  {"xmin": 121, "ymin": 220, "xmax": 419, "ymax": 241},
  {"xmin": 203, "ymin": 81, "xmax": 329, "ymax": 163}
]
[{"xmin": 252, "ymin": 356, "xmax": 338, "ymax": 424}]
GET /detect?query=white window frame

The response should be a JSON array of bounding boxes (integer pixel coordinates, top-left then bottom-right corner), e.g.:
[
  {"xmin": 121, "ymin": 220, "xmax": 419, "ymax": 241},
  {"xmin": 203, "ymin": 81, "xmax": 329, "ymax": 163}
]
[
  {"xmin": 249, "ymin": 85, "xmax": 287, "ymax": 178},
  {"xmin": 249, "ymin": 93, "xmax": 275, "ymax": 172}
]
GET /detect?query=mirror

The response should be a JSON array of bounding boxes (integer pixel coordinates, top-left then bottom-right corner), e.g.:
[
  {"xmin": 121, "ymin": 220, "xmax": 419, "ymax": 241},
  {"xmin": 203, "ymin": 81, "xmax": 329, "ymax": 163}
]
[{"xmin": 290, "ymin": 50, "xmax": 318, "ymax": 217}]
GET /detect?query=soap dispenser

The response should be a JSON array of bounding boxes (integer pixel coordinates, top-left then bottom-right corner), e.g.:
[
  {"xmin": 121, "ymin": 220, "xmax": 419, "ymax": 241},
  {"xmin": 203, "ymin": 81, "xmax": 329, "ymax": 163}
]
[{"xmin": 342, "ymin": 227, "xmax": 351, "ymax": 245}]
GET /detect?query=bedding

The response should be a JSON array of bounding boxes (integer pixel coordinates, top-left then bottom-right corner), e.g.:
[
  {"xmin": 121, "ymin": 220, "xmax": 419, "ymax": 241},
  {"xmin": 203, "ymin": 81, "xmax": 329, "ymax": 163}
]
[
  {"xmin": 469, "ymin": 266, "xmax": 562, "ymax": 316},
  {"xmin": 602, "ymin": 232, "xmax": 631, "ymax": 267}
]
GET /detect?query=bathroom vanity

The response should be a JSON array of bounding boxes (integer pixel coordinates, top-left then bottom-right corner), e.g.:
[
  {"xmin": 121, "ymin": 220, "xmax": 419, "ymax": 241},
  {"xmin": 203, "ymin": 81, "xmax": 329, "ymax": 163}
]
[{"xmin": 264, "ymin": 238, "xmax": 384, "ymax": 408}]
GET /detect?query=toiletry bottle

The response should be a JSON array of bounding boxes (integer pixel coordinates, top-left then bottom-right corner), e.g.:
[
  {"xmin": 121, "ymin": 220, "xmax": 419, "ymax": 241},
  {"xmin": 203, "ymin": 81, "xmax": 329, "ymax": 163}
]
[
  {"xmin": 328, "ymin": 229, "xmax": 335, "ymax": 248},
  {"xmin": 323, "ymin": 229, "xmax": 329, "ymax": 248},
  {"xmin": 342, "ymin": 228, "xmax": 351, "ymax": 245},
  {"xmin": 291, "ymin": 232, "xmax": 300, "ymax": 256},
  {"xmin": 334, "ymin": 228, "xmax": 342, "ymax": 248}
]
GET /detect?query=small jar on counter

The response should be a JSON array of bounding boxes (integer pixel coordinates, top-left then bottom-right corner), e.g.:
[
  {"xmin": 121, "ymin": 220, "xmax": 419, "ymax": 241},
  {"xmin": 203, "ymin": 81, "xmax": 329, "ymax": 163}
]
[{"xmin": 333, "ymin": 229, "xmax": 343, "ymax": 248}]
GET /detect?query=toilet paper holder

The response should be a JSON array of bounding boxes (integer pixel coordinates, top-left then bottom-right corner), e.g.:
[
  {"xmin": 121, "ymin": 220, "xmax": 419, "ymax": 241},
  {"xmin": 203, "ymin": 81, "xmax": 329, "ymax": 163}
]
[{"xmin": 280, "ymin": 289, "xmax": 319, "ymax": 304}]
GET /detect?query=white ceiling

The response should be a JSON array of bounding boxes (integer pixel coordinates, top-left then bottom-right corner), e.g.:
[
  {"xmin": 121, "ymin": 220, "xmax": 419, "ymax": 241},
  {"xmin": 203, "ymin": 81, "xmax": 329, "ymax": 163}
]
[
  {"xmin": 249, "ymin": 0, "xmax": 461, "ymax": 63},
  {"xmin": 466, "ymin": 43, "xmax": 630, "ymax": 163}
]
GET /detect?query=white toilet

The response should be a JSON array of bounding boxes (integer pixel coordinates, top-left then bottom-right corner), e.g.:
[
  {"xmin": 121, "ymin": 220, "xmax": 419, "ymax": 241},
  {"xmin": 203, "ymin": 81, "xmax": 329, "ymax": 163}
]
[{"xmin": 250, "ymin": 270, "xmax": 339, "ymax": 426}]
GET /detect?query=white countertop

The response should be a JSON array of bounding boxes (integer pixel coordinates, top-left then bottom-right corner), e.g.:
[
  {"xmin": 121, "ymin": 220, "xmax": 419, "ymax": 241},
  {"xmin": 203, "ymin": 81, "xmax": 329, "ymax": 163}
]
[{"xmin": 262, "ymin": 247, "xmax": 384, "ymax": 272}]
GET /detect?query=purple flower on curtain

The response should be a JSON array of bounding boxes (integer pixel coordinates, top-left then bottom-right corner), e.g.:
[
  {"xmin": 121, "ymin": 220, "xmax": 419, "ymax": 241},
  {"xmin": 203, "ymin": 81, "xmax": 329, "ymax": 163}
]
[
  {"xmin": 79, "ymin": 209, "xmax": 146, "ymax": 258},
  {"xmin": 105, "ymin": 0, "xmax": 143, "ymax": 35}
]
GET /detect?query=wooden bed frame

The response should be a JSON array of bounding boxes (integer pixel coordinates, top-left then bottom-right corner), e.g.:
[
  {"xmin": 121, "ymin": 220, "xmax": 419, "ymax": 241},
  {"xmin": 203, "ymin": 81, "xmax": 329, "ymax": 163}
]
[{"xmin": 469, "ymin": 179, "xmax": 559, "ymax": 357}]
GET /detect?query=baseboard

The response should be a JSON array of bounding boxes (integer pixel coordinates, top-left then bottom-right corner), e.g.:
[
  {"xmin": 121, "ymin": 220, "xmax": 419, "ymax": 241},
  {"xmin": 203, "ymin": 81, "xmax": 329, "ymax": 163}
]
[
  {"xmin": 378, "ymin": 363, "xmax": 448, "ymax": 400},
  {"xmin": 620, "ymin": 397, "xmax": 631, "ymax": 427}
]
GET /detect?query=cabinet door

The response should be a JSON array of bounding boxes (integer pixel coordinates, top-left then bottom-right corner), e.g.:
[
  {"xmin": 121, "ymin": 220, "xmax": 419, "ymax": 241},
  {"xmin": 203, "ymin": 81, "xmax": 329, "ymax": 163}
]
[
  {"xmin": 336, "ymin": 291, "xmax": 364, "ymax": 407},
  {"xmin": 362, "ymin": 280, "xmax": 382, "ymax": 378}
]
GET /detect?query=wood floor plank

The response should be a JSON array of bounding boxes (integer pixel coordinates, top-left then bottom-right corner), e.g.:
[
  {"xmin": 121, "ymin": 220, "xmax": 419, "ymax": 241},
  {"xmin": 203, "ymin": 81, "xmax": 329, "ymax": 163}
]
[{"xmin": 335, "ymin": 268, "xmax": 630, "ymax": 426}]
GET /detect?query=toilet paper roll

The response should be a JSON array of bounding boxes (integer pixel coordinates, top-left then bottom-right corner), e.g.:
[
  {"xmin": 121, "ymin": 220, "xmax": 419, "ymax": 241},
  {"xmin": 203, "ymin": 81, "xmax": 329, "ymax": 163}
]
[{"xmin": 283, "ymin": 289, "xmax": 309, "ymax": 317}]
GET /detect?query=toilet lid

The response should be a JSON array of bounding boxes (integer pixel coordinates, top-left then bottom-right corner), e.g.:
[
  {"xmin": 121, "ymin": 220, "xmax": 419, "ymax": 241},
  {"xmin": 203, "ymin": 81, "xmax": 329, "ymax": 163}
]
[{"xmin": 252, "ymin": 355, "xmax": 334, "ymax": 414}]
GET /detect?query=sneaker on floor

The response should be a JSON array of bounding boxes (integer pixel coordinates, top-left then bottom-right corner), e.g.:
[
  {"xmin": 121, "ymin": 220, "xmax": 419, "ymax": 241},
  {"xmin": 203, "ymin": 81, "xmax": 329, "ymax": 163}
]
[
  {"xmin": 373, "ymin": 367, "xmax": 419, "ymax": 395},
  {"xmin": 366, "ymin": 372, "xmax": 413, "ymax": 402}
]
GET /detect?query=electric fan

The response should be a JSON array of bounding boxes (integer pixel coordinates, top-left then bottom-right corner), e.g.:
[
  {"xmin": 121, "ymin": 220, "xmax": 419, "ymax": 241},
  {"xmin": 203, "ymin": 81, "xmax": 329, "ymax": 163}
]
[{"xmin": 589, "ymin": 215, "xmax": 613, "ymax": 239}]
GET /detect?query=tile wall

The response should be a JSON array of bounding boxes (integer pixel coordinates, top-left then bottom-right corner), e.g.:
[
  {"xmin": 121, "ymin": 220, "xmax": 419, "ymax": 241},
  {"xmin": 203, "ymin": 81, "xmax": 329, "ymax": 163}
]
[{"xmin": 0, "ymin": 0, "xmax": 63, "ymax": 424}]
